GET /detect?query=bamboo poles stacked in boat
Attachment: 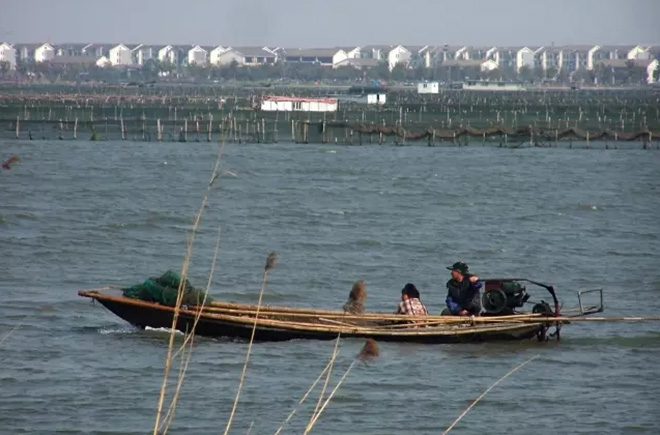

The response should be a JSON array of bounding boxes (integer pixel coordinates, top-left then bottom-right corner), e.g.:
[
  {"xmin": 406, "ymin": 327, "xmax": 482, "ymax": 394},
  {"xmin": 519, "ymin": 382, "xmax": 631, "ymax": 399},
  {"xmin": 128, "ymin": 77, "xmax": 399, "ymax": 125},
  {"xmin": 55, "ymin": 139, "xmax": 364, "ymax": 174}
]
[{"xmin": 194, "ymin": 301, "xmax": 660, "ymax": 329}]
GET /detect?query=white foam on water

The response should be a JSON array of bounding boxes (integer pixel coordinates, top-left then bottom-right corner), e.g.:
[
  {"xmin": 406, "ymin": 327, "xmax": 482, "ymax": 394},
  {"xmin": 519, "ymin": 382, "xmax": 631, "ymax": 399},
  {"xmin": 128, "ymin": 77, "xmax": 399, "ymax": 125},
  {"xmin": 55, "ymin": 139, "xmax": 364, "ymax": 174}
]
[
  {"xmin": 144, "ymin": 326, "xmax": 184, "ymax": 335},
  {"xmin": 98, "ymin": 326, "xmax": 139, "ymax": 335}
]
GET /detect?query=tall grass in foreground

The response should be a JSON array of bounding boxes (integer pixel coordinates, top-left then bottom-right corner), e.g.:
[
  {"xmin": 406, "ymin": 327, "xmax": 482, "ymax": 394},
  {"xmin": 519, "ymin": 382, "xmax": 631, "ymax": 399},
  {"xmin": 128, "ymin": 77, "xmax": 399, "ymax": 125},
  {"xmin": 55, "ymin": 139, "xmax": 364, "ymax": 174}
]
[
  {"xmin": 152, "ymin": 139, "xmax": 225, "ymax": 435},
  {"xmin": 145, "ymin": 135, "xmax": 540, "ymax": 434}
]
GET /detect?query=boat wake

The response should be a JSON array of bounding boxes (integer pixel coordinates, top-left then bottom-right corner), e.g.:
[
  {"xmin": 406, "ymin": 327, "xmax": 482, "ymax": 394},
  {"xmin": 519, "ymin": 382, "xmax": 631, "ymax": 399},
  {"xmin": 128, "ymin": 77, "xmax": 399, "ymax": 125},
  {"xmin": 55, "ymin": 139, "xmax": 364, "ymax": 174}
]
[
  {"xmin": 144, "ymin": 326, "xmax": 184, "ymax": 336},
  {"xmin": 98, "ymin": 325, "xmax": 140, "ymax": 335}
]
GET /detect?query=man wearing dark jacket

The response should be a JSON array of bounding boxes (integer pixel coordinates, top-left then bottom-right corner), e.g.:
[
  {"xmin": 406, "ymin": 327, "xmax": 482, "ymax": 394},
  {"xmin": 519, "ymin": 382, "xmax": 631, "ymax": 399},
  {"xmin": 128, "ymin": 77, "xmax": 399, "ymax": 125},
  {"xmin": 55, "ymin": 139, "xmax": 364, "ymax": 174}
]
[{"xmin": 445, "ymin": 262, "xmax": 482, "ymax": 316}]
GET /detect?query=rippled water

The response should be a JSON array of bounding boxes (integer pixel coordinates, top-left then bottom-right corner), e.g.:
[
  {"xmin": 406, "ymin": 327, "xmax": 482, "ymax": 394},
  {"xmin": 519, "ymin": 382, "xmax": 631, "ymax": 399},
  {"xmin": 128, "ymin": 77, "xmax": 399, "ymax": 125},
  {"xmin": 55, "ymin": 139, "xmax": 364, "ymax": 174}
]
[{"xmin": 1, "ymin": 140, "xmax": 659, "ymax": 434}]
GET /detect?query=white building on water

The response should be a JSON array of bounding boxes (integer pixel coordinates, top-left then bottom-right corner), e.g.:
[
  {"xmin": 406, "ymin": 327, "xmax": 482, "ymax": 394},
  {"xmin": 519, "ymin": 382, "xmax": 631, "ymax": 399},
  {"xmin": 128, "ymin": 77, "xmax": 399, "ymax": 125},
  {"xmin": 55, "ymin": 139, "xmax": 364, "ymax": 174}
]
[
  {"xmin": 261, "ymin": 96, "xmax": 338, "ymax": 112},
  {"xmin": 417, "ymin": 82, "xmax": 440, "ymax": 94}
]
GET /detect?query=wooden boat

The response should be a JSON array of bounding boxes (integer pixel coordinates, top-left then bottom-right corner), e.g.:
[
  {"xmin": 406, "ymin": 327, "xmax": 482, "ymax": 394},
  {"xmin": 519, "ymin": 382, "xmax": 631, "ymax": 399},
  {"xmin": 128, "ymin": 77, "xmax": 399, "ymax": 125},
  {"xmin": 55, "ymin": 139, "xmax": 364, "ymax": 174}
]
[{"xmin": 78, "ymin": 278, "xmax": 604, "ymax": 344}]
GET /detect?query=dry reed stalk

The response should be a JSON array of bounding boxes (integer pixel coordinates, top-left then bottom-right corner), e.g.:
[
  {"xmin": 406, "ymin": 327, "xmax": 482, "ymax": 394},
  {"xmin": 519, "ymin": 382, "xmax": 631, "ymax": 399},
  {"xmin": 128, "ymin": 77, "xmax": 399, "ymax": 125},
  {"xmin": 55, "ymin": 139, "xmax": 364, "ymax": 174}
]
[
  {"xmin": 223, "ymin": 252, "xmax": 278, "ymax": 435},
  {"xmin": 309, "ymin": 280, "xmax": 365, "ymax": 428},
  {"xmin": 0, "ymin": 322, "xmax": 23, "ymax": 348},
  {"xmin": 273, "ymin": 347, "xmax": 339, "ymax": 435},
  {"xmin": 161, "ymin": 328, "xmax": 195, "ymax": 434},
  {"xmin": 305, "ymin": 340, "xmax": 379, "ymax": 434},
  {"xmin": 172, "ymin": 227, "xmax": 222, "ymax": 360},
  {"xmin": 160, "ymin": 227, "xmax": 222, "ymax": 434},
  {"xmin": 308, "ymin": 332, "xmax": 341, "ymax": 426},
  {"xmin": 442, "ymin": 354, "xmax": 540, "ymax": 434},
  {"xmin": 153, "ymin": 141, "xmax": 225, "ymax": 435}
]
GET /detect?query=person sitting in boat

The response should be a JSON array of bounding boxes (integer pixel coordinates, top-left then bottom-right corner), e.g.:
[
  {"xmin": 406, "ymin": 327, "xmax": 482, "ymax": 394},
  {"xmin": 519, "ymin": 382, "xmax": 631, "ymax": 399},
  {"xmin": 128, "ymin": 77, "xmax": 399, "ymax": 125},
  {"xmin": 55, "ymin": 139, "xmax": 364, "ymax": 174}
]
[
  {"xmin": 395, "ymin": 283, "xmax": 429, "ymax": 316},
  {"xmin": 445, "ymin": 262, "xmax": 482, "ymax": 316}
]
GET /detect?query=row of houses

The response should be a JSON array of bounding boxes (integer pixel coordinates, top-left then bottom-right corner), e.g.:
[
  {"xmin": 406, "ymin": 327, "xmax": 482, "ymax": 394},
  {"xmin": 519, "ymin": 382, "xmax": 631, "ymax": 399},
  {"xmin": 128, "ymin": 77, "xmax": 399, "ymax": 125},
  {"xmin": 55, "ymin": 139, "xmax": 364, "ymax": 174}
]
[
  {"xmin": 0, "ymin": 42, "xmax": 657, "ymax": 77},
  {"xmin": 0, "ymin": 43, "xmax": 280, "ymax": 70}
]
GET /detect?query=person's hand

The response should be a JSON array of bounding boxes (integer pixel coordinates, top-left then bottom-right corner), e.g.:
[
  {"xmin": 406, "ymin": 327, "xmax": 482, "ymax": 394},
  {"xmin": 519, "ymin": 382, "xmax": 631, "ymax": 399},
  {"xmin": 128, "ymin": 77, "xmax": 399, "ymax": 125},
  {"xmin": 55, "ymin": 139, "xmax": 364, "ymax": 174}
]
[
  {"xmin": 458, "ymin": 309, "xmax": 469, "ymax": 316},
  {"xmin": 469, "ymin": 275, "xmax": 479, "ymax": 283}
]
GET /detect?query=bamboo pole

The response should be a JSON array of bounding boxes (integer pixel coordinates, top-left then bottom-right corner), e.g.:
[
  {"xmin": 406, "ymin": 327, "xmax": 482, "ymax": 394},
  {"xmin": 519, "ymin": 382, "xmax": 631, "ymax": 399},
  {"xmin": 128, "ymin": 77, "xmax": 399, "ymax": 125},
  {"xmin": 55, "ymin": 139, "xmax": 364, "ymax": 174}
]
[
  {"xmin": 197, "ymin": 304, "xmax": 543, "ymax": 322},
  {"xmin": 15, "ymin": 116, "xmax": 19, "ymax": 139},
  {"xmin": 203, "ymin": 301, "xmax": 549, "ymax": 321},
  {"xmin": 74, "ymin": 118, "xmax": 78, "ymax": 139}
]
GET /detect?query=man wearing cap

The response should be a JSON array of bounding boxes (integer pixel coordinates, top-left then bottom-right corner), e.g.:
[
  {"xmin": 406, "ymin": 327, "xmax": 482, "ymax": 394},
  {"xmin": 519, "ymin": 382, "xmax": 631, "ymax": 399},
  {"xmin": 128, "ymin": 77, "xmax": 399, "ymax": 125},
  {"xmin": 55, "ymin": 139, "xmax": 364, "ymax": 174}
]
[{"xmin": 445, "ymin": 262, "xmax": 482, "ymax": 316}]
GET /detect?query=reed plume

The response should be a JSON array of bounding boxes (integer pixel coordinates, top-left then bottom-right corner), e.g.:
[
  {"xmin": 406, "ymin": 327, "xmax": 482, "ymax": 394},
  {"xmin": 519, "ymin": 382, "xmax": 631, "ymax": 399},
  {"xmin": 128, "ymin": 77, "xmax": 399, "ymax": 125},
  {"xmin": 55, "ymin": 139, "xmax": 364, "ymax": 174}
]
[
  {"xmin": 357, "ymin": 338, "xmax": 379, "ymax": 362},
  {"xmin": 2, "ymin": 154, "xmax": 20, "ymax": 170},
  {"xmin": 305, "ymin": 340, "xmax": 380, "ymax": 434},
  {"xmin": 310, "ymin": 280, "xmax": 365, "ymax": 426},
  {"xmin": 343, "ymin": 280, "xmax": 367, "ymax": 314}
]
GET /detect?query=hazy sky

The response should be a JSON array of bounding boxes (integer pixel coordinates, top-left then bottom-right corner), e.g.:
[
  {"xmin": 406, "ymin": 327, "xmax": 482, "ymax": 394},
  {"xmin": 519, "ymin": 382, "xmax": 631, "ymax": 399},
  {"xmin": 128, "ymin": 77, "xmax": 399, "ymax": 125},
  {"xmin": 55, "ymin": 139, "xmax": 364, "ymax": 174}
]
[{"xmin": 1, "ymin": 0, "xmax": 658, "ymax": 47}]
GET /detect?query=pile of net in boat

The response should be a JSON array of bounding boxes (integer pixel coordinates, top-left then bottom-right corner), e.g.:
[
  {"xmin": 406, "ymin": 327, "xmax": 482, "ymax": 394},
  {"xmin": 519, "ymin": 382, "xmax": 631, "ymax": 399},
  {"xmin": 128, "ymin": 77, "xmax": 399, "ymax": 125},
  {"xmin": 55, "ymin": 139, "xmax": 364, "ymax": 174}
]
[{"xmin": 122, "ymin": 270, "xmax": 212, "ymax": 306}]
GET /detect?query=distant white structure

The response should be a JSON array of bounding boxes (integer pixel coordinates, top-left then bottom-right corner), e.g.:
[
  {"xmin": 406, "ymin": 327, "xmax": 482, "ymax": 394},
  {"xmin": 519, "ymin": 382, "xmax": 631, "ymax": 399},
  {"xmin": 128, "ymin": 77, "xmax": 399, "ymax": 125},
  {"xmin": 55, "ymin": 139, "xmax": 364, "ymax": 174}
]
[
  {"xmin": 209, "ymin": 46, "xmax": 229, "ymax": 65},
  {"xmin": 96, "ymin": 56, "xmax": 111, "ymax": 68},
  {"xmin": 516, "ymin": 47, "xmax": 537, "ymax": 71},
  {"xmin": 214, "ymin": 47, "xmax": 277, "ymax": 66},
  {"xmin": 158, "ymin": 45, "xmax": 177, "ymax": 64},
  {"xmin": 481, "ymin": 59, "xmax": 499, "ymax": 72},
  {"xmin": 387, "ymin": 45, "xmax": 411, "ymax": 71},
  {"xmin": 132, "ymin": 45, "xmax": 160, "ymax": 65},
  {"xmin": 109, "ymin": 44, "xmax": 133, "ymax": 66},
  {"xmin": 462, "ymin": 80, "xmax": 526, "ymax": 91},
  {"xmin": 367, "ymin": 93, "xmax": 386, "ymax": 105},
  {"xmin": 188, "ymin": 45, "xmax": 207, "ymax": 66},
  {"xmin": 417, "ymin": 82, "xmax": 440, "ymax": 94},
  {"xmin": 284, "ymin": 48, "xmax": 348, "ymax": 68},
  {"xmin": 35, "ymin": 43, "xmax": 56, "ymax": 62},
  {"xmin": 0, "ymin": 42, "xmax": 16, "ymax": 69},
  {"xmin": 261, "ymin": 96, "xmax": 338, "ymax": 112},
  {"xmin": 646, "ymin": 59, "xmax": 658, "ymax": 84}
]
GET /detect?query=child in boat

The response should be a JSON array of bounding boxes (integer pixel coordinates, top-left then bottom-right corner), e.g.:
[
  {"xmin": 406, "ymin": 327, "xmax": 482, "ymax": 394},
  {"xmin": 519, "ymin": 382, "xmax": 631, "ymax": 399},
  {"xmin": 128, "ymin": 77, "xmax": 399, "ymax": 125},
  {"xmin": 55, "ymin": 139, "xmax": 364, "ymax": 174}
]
[{"xmin": 395, "ymin": 283, "xmax": 429, "ymax": 317}]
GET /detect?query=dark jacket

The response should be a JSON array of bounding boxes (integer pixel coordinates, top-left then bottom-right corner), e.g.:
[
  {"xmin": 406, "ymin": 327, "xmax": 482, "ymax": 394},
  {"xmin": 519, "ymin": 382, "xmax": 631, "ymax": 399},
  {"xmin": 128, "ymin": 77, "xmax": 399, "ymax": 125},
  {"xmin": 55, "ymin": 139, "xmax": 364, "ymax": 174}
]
[{"xmin": 446, "ymin": 278, "xmax": 482, "ymax": 315}]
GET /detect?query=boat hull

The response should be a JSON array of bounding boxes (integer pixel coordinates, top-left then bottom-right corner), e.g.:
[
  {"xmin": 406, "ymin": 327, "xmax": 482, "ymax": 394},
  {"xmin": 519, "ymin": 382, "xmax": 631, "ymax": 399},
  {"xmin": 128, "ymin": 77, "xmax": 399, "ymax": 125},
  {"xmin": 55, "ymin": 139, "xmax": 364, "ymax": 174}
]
[{"xmin": 83, "ymin": 291, "xmax": 544, "ymax": 344}]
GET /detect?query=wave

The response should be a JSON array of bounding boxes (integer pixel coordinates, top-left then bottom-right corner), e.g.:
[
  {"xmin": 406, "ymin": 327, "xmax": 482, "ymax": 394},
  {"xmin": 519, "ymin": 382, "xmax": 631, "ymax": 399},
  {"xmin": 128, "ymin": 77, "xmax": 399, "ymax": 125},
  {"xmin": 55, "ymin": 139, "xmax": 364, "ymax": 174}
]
[{"xmin": 97, "ymin": 325, "xmax": 140, "ymax": 335}]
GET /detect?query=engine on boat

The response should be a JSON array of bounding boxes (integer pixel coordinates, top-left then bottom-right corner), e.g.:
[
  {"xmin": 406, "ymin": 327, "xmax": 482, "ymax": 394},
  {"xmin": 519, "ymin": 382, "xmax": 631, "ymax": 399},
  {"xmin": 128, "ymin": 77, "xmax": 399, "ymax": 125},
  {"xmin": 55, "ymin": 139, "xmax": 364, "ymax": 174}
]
[{"xmin": 482, "ymin": 281, "xmax": 530, "ymax": 315}]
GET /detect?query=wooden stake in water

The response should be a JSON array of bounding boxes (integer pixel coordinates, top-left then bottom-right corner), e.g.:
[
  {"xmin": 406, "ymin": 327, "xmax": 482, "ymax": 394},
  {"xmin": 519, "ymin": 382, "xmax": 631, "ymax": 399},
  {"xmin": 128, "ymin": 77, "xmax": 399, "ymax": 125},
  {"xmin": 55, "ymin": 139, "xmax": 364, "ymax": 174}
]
[
  {"xmin": 15, "ymin": 116, "xmax": 19, "ymax": 139},
  {"xmin": 262, "ymin": 118, "xmax": 266, "ymax": 143},
  {"xmin": 157, "ymin": 119, "xmax": 162, "ymax": 142},
  {"xmin": 74, "ymin": 118, "xmax": 78, "ymax": 139}
]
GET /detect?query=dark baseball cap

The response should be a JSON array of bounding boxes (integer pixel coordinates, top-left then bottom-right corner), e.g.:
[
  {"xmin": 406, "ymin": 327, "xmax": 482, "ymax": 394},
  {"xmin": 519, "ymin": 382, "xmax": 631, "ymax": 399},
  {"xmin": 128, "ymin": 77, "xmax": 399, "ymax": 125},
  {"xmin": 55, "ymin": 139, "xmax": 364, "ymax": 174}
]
[{"xmin": 447, "ymin": 262, "xmax": 469, "ymax": 274}]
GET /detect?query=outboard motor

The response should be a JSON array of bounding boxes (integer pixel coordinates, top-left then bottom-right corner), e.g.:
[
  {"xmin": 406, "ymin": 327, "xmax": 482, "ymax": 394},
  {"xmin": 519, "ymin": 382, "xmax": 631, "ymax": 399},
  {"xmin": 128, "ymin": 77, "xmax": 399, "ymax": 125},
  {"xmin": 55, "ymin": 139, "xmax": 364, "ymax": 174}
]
[{"xmin": 482, "ymin": 281, "xmax": 530, "ymax": 315}]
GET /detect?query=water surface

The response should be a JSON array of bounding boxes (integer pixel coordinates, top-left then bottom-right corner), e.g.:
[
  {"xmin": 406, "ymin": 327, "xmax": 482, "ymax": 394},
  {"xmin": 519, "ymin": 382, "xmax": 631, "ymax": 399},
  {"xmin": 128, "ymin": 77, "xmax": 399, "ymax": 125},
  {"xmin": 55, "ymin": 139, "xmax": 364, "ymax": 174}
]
[{"xmin": 1, "ymin": 140, "xmax": 659, "ymax": 434}]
